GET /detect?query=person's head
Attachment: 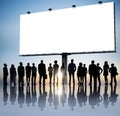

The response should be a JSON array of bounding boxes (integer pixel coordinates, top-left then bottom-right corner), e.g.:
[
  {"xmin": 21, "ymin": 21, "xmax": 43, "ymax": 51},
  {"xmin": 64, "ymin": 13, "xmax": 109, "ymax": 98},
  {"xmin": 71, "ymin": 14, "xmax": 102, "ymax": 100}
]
[
  {"xmin": 111, "ymin": 63, "xmax": 114, "ymax": 67},
  {"xmin": 4, "ymin": 63, "xmax": 7, "ymax": 67},
  {"xmin": 104, "ymin": 61, "xmax": 108, "ymax": 65},
  {"xmin": 79, "ymin": 62, "xmax": 82, "ymax": 66},
  {"xmin": 27, "ymin": 63, "xmax": 30, "ymax": 66},
  {"xmin": 49, "ymin": 63, "xmax": 52, "ymax": 66},
  {"xmin": 71, "ymin": 59, "xmax": 74, "ymax": 63},
  {"xmin": 32, "ymin": 63, "xmax": 35, "ymax": 66},
  {"xmin": 19, "ymin": 62, "xmax": 23, "ymax": 66},
  {"xmin": 91, "ymin": 60, "xmax": 95, "ymax": 64},
  {"xmin": 11, "ymin": 64, "xmax": 14, "ymax": 68},
  {"xmin": 54, "ymin": 60, "xmax": 57, "ymax": 64},
  {"xmin": 97, "ymin": 63, "xmax": 99, "ymax": 66},
  {"xmin": 41, "ymin": 60, "xmax": 43, "ymax": 64},
  {"xmin": 83, "ymin": 64, "xmax": 86, "ymax": 67}
]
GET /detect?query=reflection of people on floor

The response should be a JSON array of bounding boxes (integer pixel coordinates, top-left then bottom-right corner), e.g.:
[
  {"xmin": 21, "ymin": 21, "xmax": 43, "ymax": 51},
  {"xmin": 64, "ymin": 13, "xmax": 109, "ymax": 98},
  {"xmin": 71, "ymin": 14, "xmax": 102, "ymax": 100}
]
[
  {"xmin": 10, "ymin": 85, "xmax": 17, "ymax": 105},
  {"xmin": 3, "ymin": 63, "xmax": 8, "ymax": 85},
  {"xmin": 10, "ymin": 64, "xmax": 17, "ymax": 86},
  {"xmin": 38, "ymin": 85, "xmax": 47, "ymax": 111},
  {"xmin": 77, "ymin": 84, "xmax": 87, "ymax": 107},
  {"xmin": 26, "ymin": 85, "xmax": 31, "ymax": 107},
  {"xmin": 68, "ymin": 85, "xmax": 76, "ymax": 111},
  {"xmin": 53, "ymin": 85, "xmax": 59, "ymax": 109},
  {"xmin": 60, "ymin": 85, "xmax": 67, "ymax": 107},
  {"xmin": 48, "ymin": 85, "xmax": 53, "ymax": 106},
  {"xmin": 18, "ymin": 85, "xmax": 24, "ymax": 108},
  {"xmin": 109, "ymin": 84, "xmax": 118, "ymax": 106},
  {"xmin": 89, "ymin": 84, "xmax": 102, "ymax": 109},
  {"xmin": 31, "ymin": 84, "xmax": 37, "ymax": 106},
  {"xmin": 3, "ymin": 85, "xmax": 8, "ymax": 106},
  {"xmin": 103, "ymin": 85, "xmax": 109, "ymax": 108}
]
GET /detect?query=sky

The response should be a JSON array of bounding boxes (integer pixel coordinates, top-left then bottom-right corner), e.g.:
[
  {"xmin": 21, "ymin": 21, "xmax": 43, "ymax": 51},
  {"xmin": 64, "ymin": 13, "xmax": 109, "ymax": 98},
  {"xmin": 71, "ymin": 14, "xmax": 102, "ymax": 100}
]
[{"xmin": 0, "ymin": 0, "xmax": 120, "ymax": 82}]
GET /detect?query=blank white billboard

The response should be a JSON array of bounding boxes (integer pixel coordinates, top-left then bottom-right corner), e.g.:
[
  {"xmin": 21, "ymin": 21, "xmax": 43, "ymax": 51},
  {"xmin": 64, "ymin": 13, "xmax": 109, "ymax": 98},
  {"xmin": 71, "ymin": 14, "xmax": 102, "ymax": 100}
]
[{"xmin": 20, "ymin": 2, "xmax": 115, "ymax": 55}]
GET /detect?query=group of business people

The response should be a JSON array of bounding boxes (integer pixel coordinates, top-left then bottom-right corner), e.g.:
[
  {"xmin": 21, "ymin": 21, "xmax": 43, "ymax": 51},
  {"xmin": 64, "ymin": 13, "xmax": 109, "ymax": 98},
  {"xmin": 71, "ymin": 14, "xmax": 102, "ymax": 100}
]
[{"xmin": 3, "ymin": 59, "xmax": 118, "ymax": 86}]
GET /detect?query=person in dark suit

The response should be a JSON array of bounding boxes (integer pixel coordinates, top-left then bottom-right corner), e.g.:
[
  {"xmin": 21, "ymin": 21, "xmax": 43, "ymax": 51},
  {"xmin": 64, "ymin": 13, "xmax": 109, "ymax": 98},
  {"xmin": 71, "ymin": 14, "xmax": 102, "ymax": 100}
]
[
  {"xmin": 88, "ymin": 60, "xmax": 97, "ymax": 85},
  {"xmin": 31, "ymin": 63, "xmax": 37, "ymax": 85},
  {"xmin": 109, "ymin": 63, "xmax": 118, "ymax": 85},
  {"xmin": 38, "ymin": 60, "xmax": 46, "ymax": 85},
  {"xmin": 10, "ymin": 64, "xmax": 17, "ymax": 86},
  {"xmin": 3, "ymin": 63, "xmax": 8, "ymax": 85},
  {"xmin": 18, "ymin": 62, "xmax": 25, "ymax": 86},
  {"xmin": 68, "ymin": 59, "xmax": 76, "ymax": 85},
  {"xmin": 25, "ymin": 63, "xmax": 31, "ymax": 85}
]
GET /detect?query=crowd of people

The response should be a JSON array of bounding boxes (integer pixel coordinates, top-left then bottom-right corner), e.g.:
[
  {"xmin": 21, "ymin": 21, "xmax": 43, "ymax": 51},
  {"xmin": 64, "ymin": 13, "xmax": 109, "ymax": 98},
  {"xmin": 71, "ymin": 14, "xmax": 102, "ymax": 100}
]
[{"xmin": 3, "ymin": 59, "xmax": 118, "ymax": 86}]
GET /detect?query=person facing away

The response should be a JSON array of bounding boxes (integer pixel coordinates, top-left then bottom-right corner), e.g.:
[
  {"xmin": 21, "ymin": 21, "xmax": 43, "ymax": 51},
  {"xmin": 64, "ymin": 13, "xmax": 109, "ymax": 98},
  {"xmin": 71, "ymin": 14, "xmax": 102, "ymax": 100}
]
[
  {"xmin": 68, "ymin": 59, "xmax": 76, "ymax": 85},
  {"xmin": 77, "ymin": 62, "xmax": 84, "ymax": 85},
  {"xmin": 25, "ymin": 63, "xmax": 31, "ymax": 85},
  {"xmin": 31, "ymin": 63, "xmax": 37, "ymax": 85},
  {"xmin": 38, "ymin": 60, "xmax": 46, "ymax": 85},
  {"xmin": 103, "ymin": 61, "xmax": 109, "ymax": 85},
  {"xmin": 10, "ymin": 64, "xmax": 17, "ymax": 86},
  {"xmin": 83, "ymin": 64, "xmax": 87, "ymax": 84},
  {"xmin": 53, "ymin": 60, "xmax": 59, "ymax": 85},
  {"xmin": 3, "ymin": 63, "xmax": 9, "ymax": 85},
  {"xmin": 61, "ymin": 63, "xmax": 66, "ymax": 85},
  {"xmin": 48, "ymin": 63, "xmax": 53, "ymax": 85},
  {"xmin": 18, "ymin": 62, "xmax": 25, "ymax": 86},
  {"xmin": 96, "ymin": 63, "xmax": 103, "ymax": 85},
  {"xmin": 109, "ymin": 63, "xmax": 118, "ymax": 85},
  {"xmin": 88, "ymin": 60, "xmax": 97, "ymax": 85}
]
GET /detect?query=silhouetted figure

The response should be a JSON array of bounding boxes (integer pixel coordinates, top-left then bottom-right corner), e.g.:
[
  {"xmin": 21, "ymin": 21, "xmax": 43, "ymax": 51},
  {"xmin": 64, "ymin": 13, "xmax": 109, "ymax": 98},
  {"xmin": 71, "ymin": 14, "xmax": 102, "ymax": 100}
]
[
  {"xmin": 68, "ymin": 59, "xmax": 76, "ymax": 85},
  {"xmin": 38, "ymin": 60, "xmax": 46, "ymax": 85},
  {"xmin": 109, "ymin": 84, "xmax": 118, "ymax": 106},
  {"xmin": 38, "ymin": 85, "xmax": 47, "ymax": 111},
  {"xmin": 10, "ymin": 85, "xmax": 17, "ymax": 105},
  {"xmin": 10, "ymin": 64, "xmax": 17, "ymax": 86},
  {"xmin": 18, "ymin": 62, "xmax": 25, "ymax": 86},
  {"xmin": 61, "ymin": 63, "xmax": 66, "ymax": 85},
  {"xmin": 48, "ymin": 85, "xmax": 53, "ymax": 106},
  {"xmin": 53, "ymin": 60, "xmax": 59, "ymax": 85},
  {"xmin": 77, "ymin": 85, "xmax": 87, "ymax": 107},
  {"xmin": 18, "ymin": 85, "xmax": 24, "ymax": 108},
  {"xmin": 26, "ymin": 85, "xmax": 31, "ymax": 107},
  {"xmin": 88, "ymin": 60, "xmax": 97, "ymax": 85},
  {"xmin": 77, "ymin": 62, "xmax": 84, "ymax": 85},
  {"xmin": 103, "ymin": 85, "xmax": 109, "ymax": 108},
  {"xmin": 60, "ymin": 85, "xmax": 67, "ymax": 107},
  {"xmin": 31, "ymin": 63, "xmax": 37, "ymax": 85},
  {"xmin": 25, "ymin": 63, "xmax": 31, "ymax": 85},
  {"xmin": 3, "ymin": 85, "xmax": 8, "ymax": 106},
  {"xmin": 96, "ymin": 63, "xmax": 103, "ymax": 85},
  {"xmin": 103, "ymin": 61, "xmax": 109, "ymax": 85},
  {"xmin": 83, "ymin": 64, "xmax": 87, "ymax": 84},
  {"xmin": 68, "ymin": 85, "xmax": 76, "ymax": 111},
  {"xmin": 31, "ymin": 84, "xmax": 37, "ymax": 106},
  {"xmin": 53, "ymin": 85, "xmax": 59, "ymax": 109},
  {"xmin": 48, "ymin": 63, "xmax": 53, "ymax": 85},
  {"xmin": 88, "ymin": 85, "xmax": 94, "ymax": 109},
  {"xmin": 109, "ymin": 63, "xmax": 118, "ymax": 85},
  {"xmin": 3, "ymin": 63, "xmax": 8, "ymax": 85}
]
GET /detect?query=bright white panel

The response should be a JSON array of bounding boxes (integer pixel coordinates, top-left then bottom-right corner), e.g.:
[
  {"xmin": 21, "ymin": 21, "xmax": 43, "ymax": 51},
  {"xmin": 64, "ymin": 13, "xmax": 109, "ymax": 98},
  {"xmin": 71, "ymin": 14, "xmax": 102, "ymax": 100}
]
[{"xmin": 20, "ymin": 2, "xmax": 115, "ymax": 55}]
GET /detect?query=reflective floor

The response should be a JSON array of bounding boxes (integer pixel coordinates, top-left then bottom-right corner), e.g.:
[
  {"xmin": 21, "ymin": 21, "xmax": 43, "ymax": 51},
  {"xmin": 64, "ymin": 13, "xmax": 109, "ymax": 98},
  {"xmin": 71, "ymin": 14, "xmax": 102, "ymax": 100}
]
[{"xmin": 0, "ymin": 81, "xmax": 120, "ymax": 116}]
